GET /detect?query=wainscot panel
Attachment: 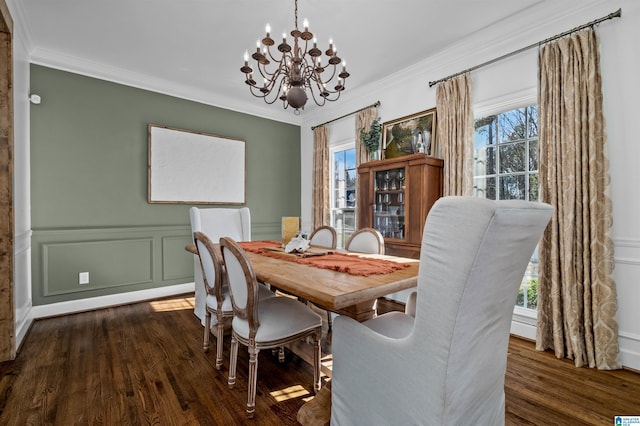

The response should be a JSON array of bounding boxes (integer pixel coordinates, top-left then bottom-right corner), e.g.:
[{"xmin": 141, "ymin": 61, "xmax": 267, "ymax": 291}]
[
  {"xmin": 43, "ymin": 238, "xmax": 154, "ymax": 296},
  {"xmin": 162, "ymin": 235, "xmax": 195, "ymax": 280},
  {"xmin": 32, "ymin": 225, "xmax": 193, "ymax": 305}
]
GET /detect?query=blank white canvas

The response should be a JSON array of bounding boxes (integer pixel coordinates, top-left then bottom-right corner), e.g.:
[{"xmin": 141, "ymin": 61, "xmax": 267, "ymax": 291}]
[{"xmin": 148, "ymin": 125, "xmax": 245, "ymax": 204}]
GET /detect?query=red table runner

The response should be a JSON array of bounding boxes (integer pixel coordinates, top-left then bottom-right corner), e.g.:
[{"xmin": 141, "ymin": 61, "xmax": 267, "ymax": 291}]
[{"xmin": 238, "ymin": 240, "xmax": 411, "ymax": 277}]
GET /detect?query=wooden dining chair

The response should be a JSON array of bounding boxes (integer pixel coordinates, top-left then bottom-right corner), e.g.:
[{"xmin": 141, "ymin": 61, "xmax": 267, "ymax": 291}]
[
  {"xmin": 193, "ymin": 231, "xmax": 274, "ymax": 370},
  {"xmin": 220, "ymin": 237, "xmax": 323, "ymax": 418},
  {"xmin": 345, "ymin": 227, "xmax": 385, "ymax": 255},
  {"xmin": 308, "ymin": 225, "xmax": 337, "ymax": 329},
  {"xmin": 309, "ymin": 225, "xmax": 337, "ymax": 249},
  {"xmin": 189, "ymin": 207, "xmax": 252, "ymax": 324}
]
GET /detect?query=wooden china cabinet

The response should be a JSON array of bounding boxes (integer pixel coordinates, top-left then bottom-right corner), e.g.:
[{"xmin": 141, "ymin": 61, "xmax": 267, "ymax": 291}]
[{"xmin": 357, "ymin": 153, "xmax": 443, "ymax": 259}]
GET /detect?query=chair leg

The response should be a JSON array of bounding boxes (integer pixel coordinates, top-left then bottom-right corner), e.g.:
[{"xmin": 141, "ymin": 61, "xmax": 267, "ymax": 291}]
[
  {"xmin": 313, "ymin": 329, "xmax": 322, "ymax": 393},
  {"xmin": 228, "ymin": 334, "xmax": 238, "ymax": 389},
  {"xmin": 326, "ymin": 311, "xmax": 332, "ymax": 330},
  {"xmin": 247, "ymin": 345, "xmax": 259, "ymax": 418},
  {"xmin": 215, "ymin": 313, "xmax": 224, "ymax": 370},
  {"xmin": 278, "ymin": 346, "xmax": 285, "ymax": 363},
  {"xmin": 203, "ymin": 310, "xmax": 211, "ymax": 352}
]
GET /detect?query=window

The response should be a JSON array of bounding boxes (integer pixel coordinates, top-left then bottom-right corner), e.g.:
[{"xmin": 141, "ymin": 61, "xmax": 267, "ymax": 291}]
[
  {"xmin": 474, "ymin": 105, "xmax": 540, "ymax": 310},
  {"xmin": 331, "ymin": 146, "xmax": 357, "ymax": 248}
]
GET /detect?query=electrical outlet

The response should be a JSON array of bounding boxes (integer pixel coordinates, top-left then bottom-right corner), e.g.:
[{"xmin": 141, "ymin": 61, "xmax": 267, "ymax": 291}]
[{"xmin": 79, "ymin": 272, "xmax": 90, "ymax": 285}]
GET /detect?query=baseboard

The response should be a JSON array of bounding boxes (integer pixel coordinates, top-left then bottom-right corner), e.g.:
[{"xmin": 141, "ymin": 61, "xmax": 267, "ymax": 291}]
[
  {"xmin": 30, "ymin": 282, "xmax": 195, "ymax": 320},
  {"xmin": 15, "ymin": 299, "xmax": 34, "ymax": 353},
  {"xmin": 619, "ymin": 331, "xmax": 640, "ymax": 371}
]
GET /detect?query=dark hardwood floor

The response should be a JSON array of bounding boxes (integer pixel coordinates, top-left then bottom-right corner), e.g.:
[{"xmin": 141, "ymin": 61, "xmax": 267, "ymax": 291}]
[{"xmin": 0, "ymin": 294, "xmax": 638, "ymax": 425}]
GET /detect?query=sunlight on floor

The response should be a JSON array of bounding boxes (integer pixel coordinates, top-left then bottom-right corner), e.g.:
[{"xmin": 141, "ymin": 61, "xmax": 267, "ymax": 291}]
[
  {"xmin": 149, "ymin": 297, "xmax": 195, "ymax": 312},
  {"xmin": 270, "ymin": 384, "xmax": 310, "ymax": 402},
  {"xmin": 321, "ymin": 354, "xmax": 333, "ymax": 370}
]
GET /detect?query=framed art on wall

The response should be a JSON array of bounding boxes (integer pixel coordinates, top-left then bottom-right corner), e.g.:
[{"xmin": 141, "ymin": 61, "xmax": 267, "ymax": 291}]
[{"xmin": 382, "ymin": 108, "xmax": 437, "ymax": 159}]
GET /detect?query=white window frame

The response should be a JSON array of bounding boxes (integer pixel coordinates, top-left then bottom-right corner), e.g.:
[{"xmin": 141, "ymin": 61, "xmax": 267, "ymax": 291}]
[{"xmin": 329, "ymin": 140, "xmax": 357, "ymax": 248}]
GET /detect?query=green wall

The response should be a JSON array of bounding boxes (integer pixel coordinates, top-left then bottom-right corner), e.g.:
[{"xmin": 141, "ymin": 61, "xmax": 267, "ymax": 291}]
[{"xmin": 30, "ymin": 65, "xmax": 301, "ymax": 305}]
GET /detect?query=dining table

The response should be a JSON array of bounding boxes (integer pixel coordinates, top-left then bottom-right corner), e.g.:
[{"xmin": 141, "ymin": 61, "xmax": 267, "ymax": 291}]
[{"xmin": 186, "ymin": 240, "xmax": 420, "ymax": 322}]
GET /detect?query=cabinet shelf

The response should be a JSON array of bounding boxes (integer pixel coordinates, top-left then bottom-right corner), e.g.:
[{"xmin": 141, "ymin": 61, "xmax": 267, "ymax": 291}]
[{"xmin": 357, "ymin": 153, "xmax": 443, "ymax": 259}]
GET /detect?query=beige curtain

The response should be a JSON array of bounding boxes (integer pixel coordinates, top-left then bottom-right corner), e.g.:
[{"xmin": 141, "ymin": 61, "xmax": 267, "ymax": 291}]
[
  {"xmin": 536, "ymin": 28, "xmax": 620, "ymax": 370},
  {"xmin": 312, "ymin": 126, "xmax": 330, "ymax": 230},
  {"xmin": 435, "ymin": 73, "xmax": 474, "ymax": 196},
  {"xmin": 355, "ymin": 106, "xmax": 379, "ymax": 165}
]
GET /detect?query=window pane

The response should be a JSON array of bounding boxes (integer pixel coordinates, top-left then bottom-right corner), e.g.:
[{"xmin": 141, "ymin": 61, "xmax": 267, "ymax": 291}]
[
  {"xmin": 345, "ymin": 149, "xmax": 356, "ymax": 169},
  {"xmin": 343, "ymin": 210, "xmax": 356, "ymax": 231},
  {"xmin": 498, "ymin": 108, "xmax": 527, "ymax": 142},
  {"xmin": 499, "ymin": 142, "xmax": 525, "ymax": 173},
  {"xmin": 346, "ymin": 169, "xmax": 357, "ymax": 189},
  {"xmin": 474, "ymin": 176, "xmax": 496, "ymax": 199},
  {"xmin": 529, "ymin": 173, "xmax": 539, "ymax": 201},
  {"xmin": 474, "ymin": 146, "xmax": 496, "ymax": 175},
  {"xmin": 474, "ymin": 116, "xmax": 496, "ymax": 148},
  {"xmin": 333, "ymin": 189, "xmax": 340, "ymax": 208},
  {"xmin": 499, "ymin": 174, "xmax": 526, "ymax": 200},
  {"xmin": 529, "ymin": 139, "xmax": 538, "ymax": 171},
  {"xmin": 528, "ymin": 105, "xmax": 538, "ymax": 138},
  {"xmin": 334, "ymin": 153, "xmax": 345, "ymax": 173}
]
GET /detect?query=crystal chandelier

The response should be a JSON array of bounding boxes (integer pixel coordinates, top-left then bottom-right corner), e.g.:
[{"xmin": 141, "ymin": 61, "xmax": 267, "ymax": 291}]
[{"xmin": 240, "ymin": 0, "xmax": 350, "ymax": 113}]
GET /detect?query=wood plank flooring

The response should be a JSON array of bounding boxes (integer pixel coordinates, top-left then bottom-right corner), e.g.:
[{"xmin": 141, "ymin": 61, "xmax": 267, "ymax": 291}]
[{"xmin": 0, "ymin": 294, "xmax": 638, "ymax": 425}]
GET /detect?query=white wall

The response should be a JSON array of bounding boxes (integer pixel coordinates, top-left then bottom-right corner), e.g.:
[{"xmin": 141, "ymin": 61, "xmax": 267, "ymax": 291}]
[
  {"xmin": 8, "ymin": 0, "xmax": 33, "ymax": 349},
  {"xmin": 300, "ymin": 0, "xmax": 640, "ymax": 370}
]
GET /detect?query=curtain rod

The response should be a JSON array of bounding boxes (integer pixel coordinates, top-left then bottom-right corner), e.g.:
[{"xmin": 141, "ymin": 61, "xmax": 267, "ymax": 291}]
[
  {"xmin": 311, "ymin": 100, "xmax": 381, "ymax": 130},
  {"xmin": 428, "ymin": 8, "xmax": 622, "ymax": 88}
]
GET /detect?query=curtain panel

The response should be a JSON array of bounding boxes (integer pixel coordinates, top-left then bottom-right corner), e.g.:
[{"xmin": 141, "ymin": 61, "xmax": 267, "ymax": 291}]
[
  {"xmin": 312, "ymin": 126, "xmax": 330, "ymax": 230},
  {"xmin": 435, "ymin": 73, "xmax": 474, "ymax": 196},
  {"xmin": 536, "ymin": 28, "xmax": 620, "ymax": 370}
]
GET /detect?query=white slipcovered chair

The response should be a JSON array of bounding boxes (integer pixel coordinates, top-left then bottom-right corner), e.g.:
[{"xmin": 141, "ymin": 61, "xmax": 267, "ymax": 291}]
[
  {"xmin": 330, "ymin": 196, "xmax": 553, "ymax": 425},
  {"xmin": 220, "ymin": 237, "xmax": 323, "ymax": 418},
  {"xmin": 189, "ymin": 207, "xmax": 251, "ymax": 323}
]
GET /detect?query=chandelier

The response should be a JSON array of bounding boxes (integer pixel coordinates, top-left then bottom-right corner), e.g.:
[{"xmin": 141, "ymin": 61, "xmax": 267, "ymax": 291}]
[{"xmin": 240, "ymin": 0, "xmax": 350, "ymax": 113}]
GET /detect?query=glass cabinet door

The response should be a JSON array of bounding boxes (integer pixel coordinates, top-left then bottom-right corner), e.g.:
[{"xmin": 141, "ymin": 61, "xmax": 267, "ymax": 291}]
[{"xmin": 373, "ymin": 167, "xmax": 406, "ymax": 239}]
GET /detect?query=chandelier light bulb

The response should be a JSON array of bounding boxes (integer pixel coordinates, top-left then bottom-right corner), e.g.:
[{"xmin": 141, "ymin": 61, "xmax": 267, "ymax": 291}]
[
  {"xmin": 244, "ymin": 51, "xmax": 249, "ymax": 61},
  {"xmin": 265, "ymin": 23, "xmax": 271, "ymax": 34},
  {"xmin": 303, "ymin": 19, "xmax": 309, "ymax": 30}
]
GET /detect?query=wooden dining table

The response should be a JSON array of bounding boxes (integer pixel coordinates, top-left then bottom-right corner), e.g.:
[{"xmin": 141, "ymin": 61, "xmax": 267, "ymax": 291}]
[{"xmin": 186, "ymin": 240, "xmax": 420, "ymax": 322}]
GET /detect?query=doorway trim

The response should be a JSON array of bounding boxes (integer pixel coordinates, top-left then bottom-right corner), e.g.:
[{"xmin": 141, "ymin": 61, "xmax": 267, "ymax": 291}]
[{"xmin": 0, "ymin": 0, "xmax": 16, "ymax": 361}]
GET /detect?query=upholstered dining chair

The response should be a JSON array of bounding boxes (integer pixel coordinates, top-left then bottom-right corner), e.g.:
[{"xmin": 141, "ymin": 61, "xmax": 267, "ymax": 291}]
[
  {"xmin": 330, "ymin": 197, "xmax": 553, "ymax": 425},
  {"xmin": 344, "ymin": 227, "xmax": 385, "ymax": 255},
  {"xmin": 308, "ymin": 225, "xmax": 337, "ymax": 329},
  {"xmin": 220, "ymin": 237, "xmax": 324, "ymax": 418},
  {"xmin": 189, "ymin": 207, "xmax": 251, "ymax": 324},
  {"xmin": 193, "ymin": 231, "xmax": 274, "ymax": 370},
  {"xmin": 309, "ymin": 225, "xmax": 337, "ymax": 249}
]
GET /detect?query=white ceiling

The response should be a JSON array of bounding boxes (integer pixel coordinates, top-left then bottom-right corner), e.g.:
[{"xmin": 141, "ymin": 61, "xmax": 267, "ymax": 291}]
[{"xmin": 17, "ymin": 0, "xmax": 568, "ymax": 124}]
